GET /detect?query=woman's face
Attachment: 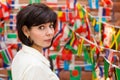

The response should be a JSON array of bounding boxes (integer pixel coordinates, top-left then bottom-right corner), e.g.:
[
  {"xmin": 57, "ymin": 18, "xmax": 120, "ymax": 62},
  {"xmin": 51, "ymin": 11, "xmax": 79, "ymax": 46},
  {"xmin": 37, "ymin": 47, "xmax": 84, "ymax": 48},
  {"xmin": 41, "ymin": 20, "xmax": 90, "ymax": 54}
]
[{"xmin": 27, "ymin": 22, "xmax": 55, "ymax": 52}]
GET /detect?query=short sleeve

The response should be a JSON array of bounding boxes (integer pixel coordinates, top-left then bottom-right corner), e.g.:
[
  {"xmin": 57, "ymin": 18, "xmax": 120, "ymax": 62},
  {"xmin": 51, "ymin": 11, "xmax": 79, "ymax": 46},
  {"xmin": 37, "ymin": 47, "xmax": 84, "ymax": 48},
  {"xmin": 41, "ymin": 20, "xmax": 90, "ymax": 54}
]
[
  {"xmin": 23, "ymin": 65, "xmax": 48, "ymax": 80},
  {"xmin": 49, "ymin": 73, "xmax": 60, "ymax": 80}
]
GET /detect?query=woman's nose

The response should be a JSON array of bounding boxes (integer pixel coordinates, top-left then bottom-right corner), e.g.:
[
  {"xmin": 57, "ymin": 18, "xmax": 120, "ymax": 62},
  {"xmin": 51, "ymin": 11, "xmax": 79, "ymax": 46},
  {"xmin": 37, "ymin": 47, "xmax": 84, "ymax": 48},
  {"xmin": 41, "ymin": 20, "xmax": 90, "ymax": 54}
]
[{"xmin": 46, "ymin": 27, "xmax": 54, "ymax": 36}]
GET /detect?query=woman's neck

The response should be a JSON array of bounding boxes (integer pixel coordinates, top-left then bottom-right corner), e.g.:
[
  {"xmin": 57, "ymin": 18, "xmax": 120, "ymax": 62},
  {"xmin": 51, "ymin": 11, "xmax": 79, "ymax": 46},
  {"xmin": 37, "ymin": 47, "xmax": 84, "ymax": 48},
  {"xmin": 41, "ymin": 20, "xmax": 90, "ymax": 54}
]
[{"xmin": 31, "ymin": 44, "xmax": 43, "ymax": 53}]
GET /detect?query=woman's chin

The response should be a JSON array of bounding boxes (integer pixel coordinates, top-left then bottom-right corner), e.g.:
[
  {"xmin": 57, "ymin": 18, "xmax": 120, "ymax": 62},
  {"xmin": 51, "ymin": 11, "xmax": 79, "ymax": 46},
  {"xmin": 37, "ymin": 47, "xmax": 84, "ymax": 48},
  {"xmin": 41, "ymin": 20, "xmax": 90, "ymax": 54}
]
[{"xmin": 43, "ymin": 44, "xmax": 51, "ymax": 49}]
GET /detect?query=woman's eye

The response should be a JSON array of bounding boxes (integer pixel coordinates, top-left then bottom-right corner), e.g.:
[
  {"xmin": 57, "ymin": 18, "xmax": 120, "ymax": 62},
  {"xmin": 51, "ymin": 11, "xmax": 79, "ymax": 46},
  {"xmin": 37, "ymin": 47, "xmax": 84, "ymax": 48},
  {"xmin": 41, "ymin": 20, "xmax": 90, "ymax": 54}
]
[
  {"xmin": 39, "ymin": 26, "xmax": 45, "ymax": 30},
  {"xmin": 49, "ymin": 25, "xmax": 54, "ymax": 28}
]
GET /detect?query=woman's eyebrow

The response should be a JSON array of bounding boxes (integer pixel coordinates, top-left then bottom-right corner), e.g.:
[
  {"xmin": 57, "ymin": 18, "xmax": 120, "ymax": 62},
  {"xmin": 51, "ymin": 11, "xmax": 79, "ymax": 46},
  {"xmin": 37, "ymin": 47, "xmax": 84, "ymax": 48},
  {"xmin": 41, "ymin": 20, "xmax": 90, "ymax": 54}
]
[{"xmin": 51, "ymin": 22, "xmax": 53, "ymax": 24}]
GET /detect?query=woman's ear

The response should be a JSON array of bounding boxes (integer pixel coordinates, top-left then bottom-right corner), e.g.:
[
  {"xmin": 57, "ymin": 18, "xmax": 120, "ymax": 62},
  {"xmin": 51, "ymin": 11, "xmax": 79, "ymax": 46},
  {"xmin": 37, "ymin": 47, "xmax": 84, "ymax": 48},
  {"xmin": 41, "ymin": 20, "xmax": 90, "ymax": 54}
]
[{"xmin": 22, "ymin": 26, "xmax": 30, "ymax": 38}]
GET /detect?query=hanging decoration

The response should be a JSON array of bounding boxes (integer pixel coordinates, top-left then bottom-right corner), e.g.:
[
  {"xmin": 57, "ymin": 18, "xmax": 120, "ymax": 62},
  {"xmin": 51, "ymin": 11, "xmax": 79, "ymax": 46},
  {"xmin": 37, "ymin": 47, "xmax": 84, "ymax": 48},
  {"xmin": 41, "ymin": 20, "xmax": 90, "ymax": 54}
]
[
  {"xmin": 0, "ymin": 0, "xmax": 11, "ymax": 20},
  {"xmin": 88, "ymin": 0, "xmax": 99, "ymax": 9},
  {"xmin": 29, "ymin": 0, "xmax": 41, "ymax": 4},
  {"xmin": 0, "ymin": 0, "xmax": 120, "ymax": 80}
]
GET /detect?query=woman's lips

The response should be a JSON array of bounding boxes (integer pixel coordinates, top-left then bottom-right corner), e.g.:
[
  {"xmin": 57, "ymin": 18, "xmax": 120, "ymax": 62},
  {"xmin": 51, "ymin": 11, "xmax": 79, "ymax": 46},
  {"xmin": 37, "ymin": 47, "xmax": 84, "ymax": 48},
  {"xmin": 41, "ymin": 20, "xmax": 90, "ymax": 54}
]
[{"xmin": 44, "ymin": 39, "xmax": 52, "ymax": 42}]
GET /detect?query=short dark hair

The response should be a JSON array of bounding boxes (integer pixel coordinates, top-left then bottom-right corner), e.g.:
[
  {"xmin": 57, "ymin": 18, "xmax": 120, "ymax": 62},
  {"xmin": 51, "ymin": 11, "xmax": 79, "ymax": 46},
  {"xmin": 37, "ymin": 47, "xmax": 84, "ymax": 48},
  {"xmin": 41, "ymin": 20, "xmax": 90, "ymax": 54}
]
[{"xmin": 16, "ymin": 3, "xmax": 57, "ymax": 46}]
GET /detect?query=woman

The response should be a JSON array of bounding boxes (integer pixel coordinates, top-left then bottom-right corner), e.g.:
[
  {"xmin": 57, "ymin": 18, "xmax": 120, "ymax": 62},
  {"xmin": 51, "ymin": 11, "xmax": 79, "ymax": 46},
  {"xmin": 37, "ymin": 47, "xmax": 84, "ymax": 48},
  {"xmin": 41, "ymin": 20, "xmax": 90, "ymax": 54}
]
[{"xmin": 11, "ymin": 3, "xmax": 59, "ymax": 80}]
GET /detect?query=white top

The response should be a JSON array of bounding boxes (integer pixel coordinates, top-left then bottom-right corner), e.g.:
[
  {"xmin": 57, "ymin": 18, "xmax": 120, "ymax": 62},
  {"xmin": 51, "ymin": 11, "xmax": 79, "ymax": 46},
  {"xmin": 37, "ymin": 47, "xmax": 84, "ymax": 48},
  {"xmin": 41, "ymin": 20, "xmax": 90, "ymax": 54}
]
[{"xmin": 11, "ymin": 45, "xmax": 59, "ymax": 80}]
